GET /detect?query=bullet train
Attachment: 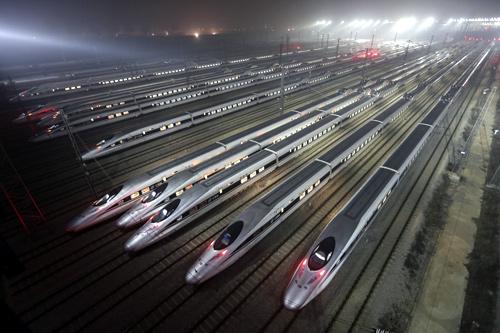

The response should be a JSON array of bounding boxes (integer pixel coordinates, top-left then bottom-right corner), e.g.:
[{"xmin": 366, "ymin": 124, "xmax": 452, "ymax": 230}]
[
  {"xmin": 66, "ymin": 109, "xmax": 308, "ymax": 232},
  {"xmin": 283, "ymin": 49, "xmax": 489, "ymax": 310},
  {"xmin": 29, "ymin": 44, "xmax": 425, "ymax": 144},
  {"xmin": 115, "ymin": 93, "xmax": 363, "ymax": 229},
  {"xmin": 81, "ymin": 50, "xmax": 436, "ymax": 161},
  {"xmin": 183, "ymin": 51, "xmax": 471, "ymax": 283},
  {"xmin": 124, "ymin": 84, "xmax": 398, "ymax": 252},
  {"xmin": 66, "ymin": 48, "xmax": 436, "ymax": 232},
  {"xmin": 13, "ymin": 105, "xmax": 60, "ymax": 124},
  {"xmin": 65, "ymin": 89, "xmax": 354, "ymax": 232},
  {"xmin": 30, "ymin": 56, "xmax": 353, "ymax": 143}
]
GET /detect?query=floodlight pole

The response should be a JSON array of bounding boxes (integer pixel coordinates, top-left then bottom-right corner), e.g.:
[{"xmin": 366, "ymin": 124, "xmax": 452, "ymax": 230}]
[
  {"xmin": 325, "ymin": 33, "xmax": 330, "ymax": 57},
  {"xmin": 60, "ymin": 108, "xmax": 97, "ymax": 198},
  {"xmin": 279, "ymin": 37, "xmax": 285, "ymax": 113},
  {"xmin": 428, "ymin": 34, "xmax": 434, "ymax": 53},
  {"xmin": 362, "ymin": 34, "xmax": 375, "ymax": 81},
  {"xmin": 336, "ymin": 38, "xmax": 340, "ymax": 57},
  {"xmin": 404, "ymin": 40, "xmax": 411, "ymax": 62},
  {"xmin": 362, "ymin": 47, "xmax": 369, "ymax": 81},
  {"xmin": 394, "ymin": 32, "xmax": 398, "ymax": 43}
]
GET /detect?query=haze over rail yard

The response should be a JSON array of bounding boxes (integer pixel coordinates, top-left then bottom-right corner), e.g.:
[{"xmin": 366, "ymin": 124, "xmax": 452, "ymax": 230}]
[{"xmin": 1, "ymin": 1, "xmax": 499, "ymax": 332}]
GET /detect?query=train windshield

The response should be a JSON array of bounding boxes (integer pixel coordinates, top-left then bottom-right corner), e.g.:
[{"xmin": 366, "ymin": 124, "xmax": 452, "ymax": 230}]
[
  {"xmin": 151, "ymin": 199, "xmax": 180, "ymax": 223},
  {"xmin": 96, "ymin": 135, "xmax": 114, "ymax": 147},
  {"xmin": 308, "ymin": 237, "xmax": 336, "ymax": 271},
  {"xmin": 142, "ymin": 182, "xmax": 169, "ymax": 203},
  {"xmin": 92, "ymin": 186, "xmax": 123, "ymax": 206},
  {"xmin": 214, "ymin": 221, "xmax": 243, "ymax": 250}
]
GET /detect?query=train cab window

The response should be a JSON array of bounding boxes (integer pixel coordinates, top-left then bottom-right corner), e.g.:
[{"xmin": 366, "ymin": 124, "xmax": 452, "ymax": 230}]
[
  {"xmin": 142, "ymin": 182, "xmax": 169, "ymax": 203},
  {"xmin": 151, "ymin": 199, "xmax": 180, "ymax": 223},
  {"xmin": 308, "ymin": 237, "xmax": 336, "ymax": 271},
  {"xmin": 96, "ymin": 135, "xmax": 114, "ymax": 147},
  {"xmin": 214, "ymin": 220, "xmax": 244, "ymax": 250},
  {"xmin": 93, "ymin": 186, "xmax": 123, "ymax": 206}
]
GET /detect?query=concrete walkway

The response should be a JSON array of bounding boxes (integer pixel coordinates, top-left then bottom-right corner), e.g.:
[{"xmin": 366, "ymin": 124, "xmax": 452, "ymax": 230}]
[{"xmin": 408, "ymin": 85, "xmax": 498, "ymax": 333}]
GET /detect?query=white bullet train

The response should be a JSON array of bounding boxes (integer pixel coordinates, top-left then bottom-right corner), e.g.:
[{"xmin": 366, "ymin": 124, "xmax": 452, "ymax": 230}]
[
  {"xmin": 114, "ymin": 53, "xmax": 442, "ymax": 232},
  {"xmin": 283, "ymin": 48, "xmax": 489, "ymax": 310},
  {"xmin": 31, "ymin": 58, "xmax": 352, "ymax": 144},
  {"xmin": 183, "ymin": 50, "xmax": 471, "ymax": 284},
  {"xmin": 124, "ymin": 84, "xmax": 398, "ymax": 252},
  {"xmin": 65, "ymin": 105, "xmax": 317, "ymax": 232},
  {"xmin": 115, "ymin": 93, "xmax": 363, "ymax": 229},
  {"xmin": 66, "ymin": 48, "xmax": 436, "ymax": 232}
]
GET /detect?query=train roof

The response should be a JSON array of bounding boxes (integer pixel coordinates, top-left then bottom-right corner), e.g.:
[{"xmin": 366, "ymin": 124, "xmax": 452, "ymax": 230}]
[
  {"xmin": 218, "ymin": 112, "xmax": 297, "ymax": 145},
  {"xmin": 318, "ymin": 93, "xmax": 358, "ymax": 112},
  {"xmin": 147, "ymin": 143, "xmax": 223, "ymax": 176},
  {"xmin": 342, "ymin": 167, "xmax": 395, "ymax": 220},
  {"xmin": 332, "ymin": 95, "xmax": 372, "ymax": 117},
  {"xmin": 372, "ymin": 98, "xmax": 409, "ymax": 123},
  {"xmin": 269, "ymin": 114, "xmax": 338, "ymax": 151},
  {"xmin": 262, "ymin": 161, "xmax": 327, "ymax": 207},
  {"xmin": 255, "ymin": 111, "xmax": 323, "ymax": 143},
  {"xmin": 202, "ymin": 150, "xmax": 274, "ymax": 188},
  {"xmin": 190, "ymin": 142, "xmax": 256, "ymax": 173},
  {"xmin": 294, "ymin": 92, "xmax": 343, "ymax": 112},
  {"xmin": 319, "ymin": 120, "xmax": 379, "ymax": 163},
  {"xmin": 383, "ymin": 124, "xmax": 430, "ymax": 171},
  {"xmin": 420, "ymin": 100, "xmax": 447, "ymax": 126}
]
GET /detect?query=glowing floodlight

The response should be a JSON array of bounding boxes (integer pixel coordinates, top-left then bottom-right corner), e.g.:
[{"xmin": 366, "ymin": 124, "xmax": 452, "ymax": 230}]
[
  {"xmin": 393, "ymin": 17, "xmax": 417, "ymax": 33},
  {"xmin": 419, "ymin": 17, "xmax": 436, "ymax": 30}
]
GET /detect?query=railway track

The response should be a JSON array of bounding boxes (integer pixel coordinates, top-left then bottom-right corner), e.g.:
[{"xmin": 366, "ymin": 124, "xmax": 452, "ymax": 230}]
[
  {"xmin": 131, "ymin": 73, "xmax": 456, "ymax": 333},
  {"xmin": 323, "ymin": 55, "xmax": 484, "ymax": 333},
  {"xmin": 2, "ymin": 58, "xmax": 406, "ymax": 237},
  {"xmin": 10, "ymin": 92, "xmax": 403, "ymax": 292},
  {"xmin": 5, "ymin": 61, "xmax": 458, "ymax": 330},
  {"xmin": 1, "ymin": 47, "xmax": 482, "ymax": 333}
]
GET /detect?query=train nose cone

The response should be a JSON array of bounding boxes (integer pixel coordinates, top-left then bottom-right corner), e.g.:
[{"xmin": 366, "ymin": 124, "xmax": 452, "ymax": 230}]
[
  {"xmin": 116, "ymin": 213, "xmax": 139, "ymax": 229},
  {"xmin": 81, "ymin": 149, "xmax": 98, "ymax": 161},
  {"xmin": 124, "ymin": 233, "xmax": 146, "ymax": 252},
  {"xmin": 185, "ymin": 269, "xmax": 201, "ymax": 284},
  {"xmin": 65, "ymin": 215, "xmax": 91, "ymax": 233},
  {"xmin": 283, "ymin": 297, "xmax": 303, "ymax": 311},
  {"xmin": 13, "ymin": 115, "xmax": 25, "ymax": 124}
]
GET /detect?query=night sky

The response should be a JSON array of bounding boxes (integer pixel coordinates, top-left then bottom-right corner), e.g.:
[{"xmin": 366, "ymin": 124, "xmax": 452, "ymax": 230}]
[{"xmin": 1, "ymin": 0, "xmax": 499, "ymax": 35}]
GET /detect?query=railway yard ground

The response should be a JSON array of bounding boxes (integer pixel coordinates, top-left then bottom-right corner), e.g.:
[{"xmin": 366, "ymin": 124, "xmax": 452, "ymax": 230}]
[{"xmin": 0, "ymin": 41, "xmax": 498, "ymax": 333}]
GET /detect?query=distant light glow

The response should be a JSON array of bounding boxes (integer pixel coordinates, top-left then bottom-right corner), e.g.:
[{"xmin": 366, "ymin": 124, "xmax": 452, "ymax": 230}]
[
  {"xmin": 194, "ymin": 32, "xmax": 199, "ymax": 38},
  {"xmin": 393, "ymin": 17, "xmax": 417, "ymax": 33},
  {"xmin": 314, "ymin": 20, "xmax": 331, "ymax": 27},
  {"xmin": 418, "ymin": 17, "xmax": 436, "ymax": 30}
]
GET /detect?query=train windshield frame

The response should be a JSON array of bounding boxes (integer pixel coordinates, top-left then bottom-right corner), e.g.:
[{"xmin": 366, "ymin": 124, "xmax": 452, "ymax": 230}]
[
  {"xmin": 92, "ymin": 185, "xmax": 123, "ymax": 206},
  {"xmin": 214, "ymin": 220, "xmax": 244, "ymax": 250},
  {"xmin": 142, "ymin": 182, "xmax": 169, "ymax": 203},
  {"xmin": 151, "ymin": 199, "xmax": 180, "ymax": 223},
  {"xmin": 308, "ymin": 237, "xmax": 336, "ymax": 271}
]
